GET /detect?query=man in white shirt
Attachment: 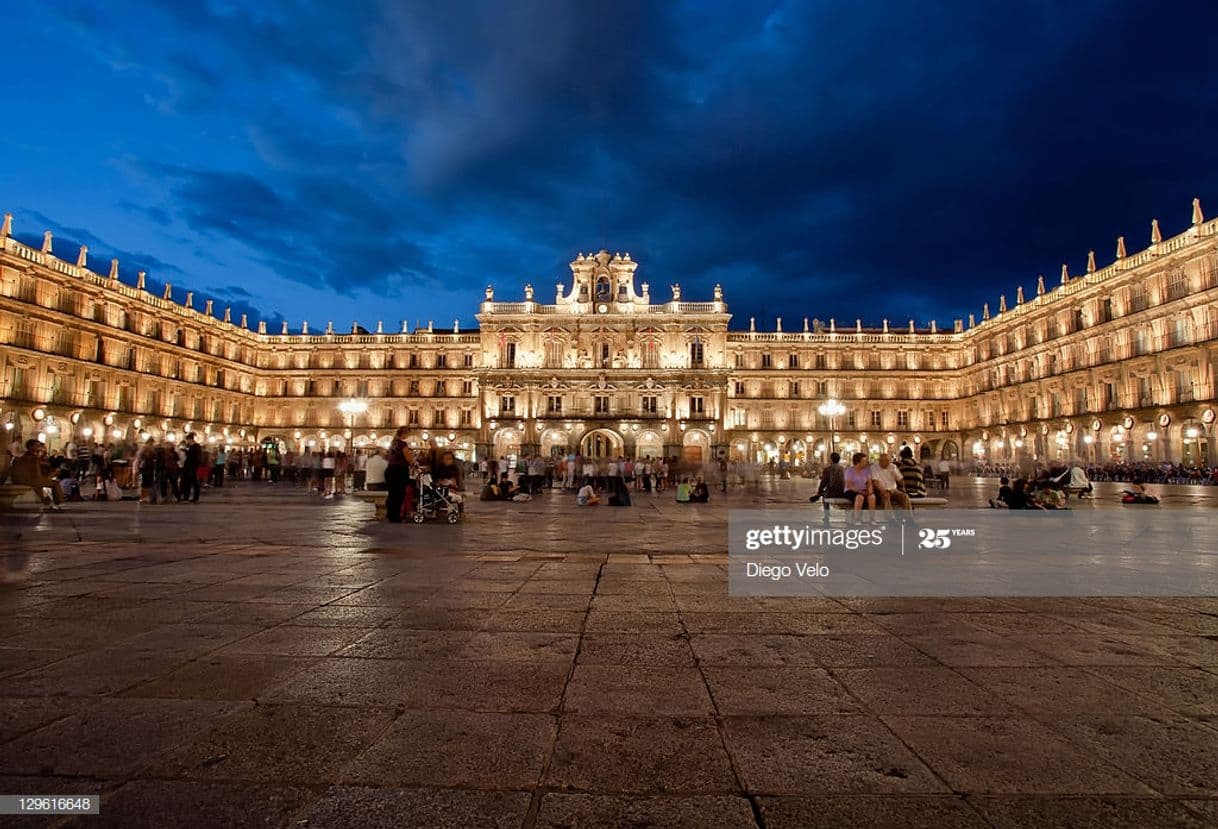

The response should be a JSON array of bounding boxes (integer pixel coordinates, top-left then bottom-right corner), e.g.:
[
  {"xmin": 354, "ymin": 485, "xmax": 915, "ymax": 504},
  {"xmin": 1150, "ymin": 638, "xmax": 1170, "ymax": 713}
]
[
  {"xmin": 576, "ymin": 482, "xmax": 599, "ymax": 506},
  {"xmin": 937, "ymin": 458, "xmax": 952, "ymax": 488},
  {"xmin": 871, "ymin": 453, "xmax": 911, "ymax": 512},
  {"xmin": 365, "ymin": 451, "xmax": 388, "ymax": 491}
]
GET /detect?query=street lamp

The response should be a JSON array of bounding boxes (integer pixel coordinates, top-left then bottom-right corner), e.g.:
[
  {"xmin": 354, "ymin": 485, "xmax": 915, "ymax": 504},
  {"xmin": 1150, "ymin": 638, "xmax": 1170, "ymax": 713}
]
[
  {"xmin": 817, "ymin": 398, "xmax": 845, "ymax": 457},
  {"xmin": 338, "ymin": 398, "xmax": 368, "ymax": 445}
]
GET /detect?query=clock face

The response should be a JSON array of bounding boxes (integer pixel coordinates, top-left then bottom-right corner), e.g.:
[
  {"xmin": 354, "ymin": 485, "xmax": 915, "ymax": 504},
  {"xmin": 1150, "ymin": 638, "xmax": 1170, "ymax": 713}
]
[
  {"xmin": 597, "ymin": 303, "xmax": 609, "ymax": 314},
  {"xmin": 1159, "ymin": 413, "xmax": 1171, "ymax": 427},
  {"xmin": 1203, "ymin": 408, "xmax": 1215, "ymax": 425}
]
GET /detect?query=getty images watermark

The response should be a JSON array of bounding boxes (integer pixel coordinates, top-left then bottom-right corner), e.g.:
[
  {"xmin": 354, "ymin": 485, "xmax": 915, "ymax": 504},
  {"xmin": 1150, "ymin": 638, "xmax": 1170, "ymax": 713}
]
[{"xmin": 729, "ymin": 509, "xmax": 1218, "ymax": 597}]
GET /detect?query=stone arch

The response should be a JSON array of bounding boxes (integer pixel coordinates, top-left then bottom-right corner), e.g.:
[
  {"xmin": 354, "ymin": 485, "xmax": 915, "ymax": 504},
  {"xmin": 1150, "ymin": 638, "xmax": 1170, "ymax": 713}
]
[{"xmin": 580, "ymin": 428, "xmax": 622, "ymax": 459}]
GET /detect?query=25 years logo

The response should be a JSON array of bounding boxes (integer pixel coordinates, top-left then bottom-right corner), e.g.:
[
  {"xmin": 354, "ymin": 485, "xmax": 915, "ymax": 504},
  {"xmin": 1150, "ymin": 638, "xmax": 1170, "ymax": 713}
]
[{"xmin": 917, "ymin": 528, "xmax": 975, "ymax": 549}]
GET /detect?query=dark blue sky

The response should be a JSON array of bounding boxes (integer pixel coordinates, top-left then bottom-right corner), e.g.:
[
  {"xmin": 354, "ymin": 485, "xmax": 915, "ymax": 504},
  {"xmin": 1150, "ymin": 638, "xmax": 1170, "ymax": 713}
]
[{"xmin": 6, "ymin": 1, "xmax": 1218, "ymax": 331}]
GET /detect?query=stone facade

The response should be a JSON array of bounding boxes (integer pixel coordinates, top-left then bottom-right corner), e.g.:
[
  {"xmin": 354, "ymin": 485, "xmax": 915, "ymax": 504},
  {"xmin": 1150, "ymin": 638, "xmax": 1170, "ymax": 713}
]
[{"xmin": 1, "ymin": 207, "xmax": 1216, "ymax": 466}]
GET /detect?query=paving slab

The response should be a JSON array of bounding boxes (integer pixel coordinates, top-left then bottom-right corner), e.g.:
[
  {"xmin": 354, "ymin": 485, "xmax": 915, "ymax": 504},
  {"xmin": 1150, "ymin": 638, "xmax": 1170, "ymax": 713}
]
[
  {"xmin": 535, "ymin": 793, "xmax": 757, "ymax": 828},
  {"xmin": 299, "ymin": 785, "xmax": 531, "ymax": 829},
  {"xmin": 341, "ymin": 710, "xmax": 556, "ymax": 787}
]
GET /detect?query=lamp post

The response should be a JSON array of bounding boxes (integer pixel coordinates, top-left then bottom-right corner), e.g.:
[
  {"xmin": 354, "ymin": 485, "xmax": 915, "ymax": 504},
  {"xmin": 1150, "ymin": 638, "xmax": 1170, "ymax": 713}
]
[
  {"xmin": 338, "ymin": 399, "xmax": 368, "ymax": 447},
  {"xmin": 817, "ymin": 398, "xmax": 845, "ymax": 459}
]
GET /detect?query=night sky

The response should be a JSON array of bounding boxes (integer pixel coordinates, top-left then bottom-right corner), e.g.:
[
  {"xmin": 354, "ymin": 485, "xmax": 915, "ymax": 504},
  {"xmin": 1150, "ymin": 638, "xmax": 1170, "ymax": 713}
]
[{"xmin": 6, "ymin": 2, "xmax": 1218, "ymax": 332}]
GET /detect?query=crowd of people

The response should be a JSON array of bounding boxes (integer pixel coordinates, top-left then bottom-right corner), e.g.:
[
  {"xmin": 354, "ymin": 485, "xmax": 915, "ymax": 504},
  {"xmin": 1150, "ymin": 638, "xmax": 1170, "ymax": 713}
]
[{"xmin": 971, "ymin": 460, "xmax": 1218, "ymax": 485}]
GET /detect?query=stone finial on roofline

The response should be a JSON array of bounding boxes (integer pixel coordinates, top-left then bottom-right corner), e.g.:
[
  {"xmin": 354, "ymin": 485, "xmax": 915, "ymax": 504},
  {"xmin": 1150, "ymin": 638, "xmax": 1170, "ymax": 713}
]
[
  {"xmin": 982, "ymin": 303, "xmax": 990, "ymax": 320},
  {"xmin": 137, "ymin": 271, "xmax": 146, "ymax": 290},
  {"xmin": 1086, "ymin": 250, "xmax": 1096, "ymax": 273},
  {"xmin": 258, "ymin": 320, "xmax": 267, "ymax": 334},
  {"xmin": 184, "ymin": 291, "xmax": 193, "ymax": 309},
  {"xmin": 109, "ymin": 259, "xmax": 119, "ymax": 280},
  {"xmin": 0, "ymin": 213, "xmax": 11, "ymax": 237},
  {"xmin": 1151, "ymin": 218, "xmax": 1162, "ymax": 244},
  {"xmin": 999, "ymin": 295, "xmax": 1007, "ymax": 313},
  {"xmin": 1016, "ymin": 286, "xmax": 1024, "ymax": 304},
  {"xmin": 241, "ymin": 313, "xmax": 247, "ymax": 329},
  {"xmin": 281, "ymin": 321, "xmax": 289, "ymax": 335},
  {"xmin": 224, "ymin": 307, "xmax": 232, "ymax": 323},
  {"xmin": 1060, "ymin": 264, "xmax": 1069, "ymax": 284},
  {"xmin": 1193, "ymin": 197, "xmax": 1204, "ymax": 225},
  {"xmin": 163, "ymin": 283, "xmax": 172, "ymax": 301},
  {"xmin": 1116, "ymin": 236, "xmax": 1127, "ymax": 259},
  {"xmin": 41, "ymin": 230, "xmax": 53, "ymax": 254},
  {"xmin": 76, "ymin": 245, "xmax": 88, "ymax": 268},
  {"xmin": 302, "ymin": 321, "xmax": 309, "ymax": 334},
  {"xmin": 1037, "ymin": 274, "xmax": 1045, "ymax": 295}
]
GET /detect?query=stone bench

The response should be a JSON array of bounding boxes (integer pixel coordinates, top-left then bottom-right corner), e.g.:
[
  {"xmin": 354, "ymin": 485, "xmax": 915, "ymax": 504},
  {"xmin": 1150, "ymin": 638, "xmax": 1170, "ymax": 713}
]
[
  {"xmin": 824, "ymin": 496, "xmax": 948, "ymax": 509},
  {"xmin": 353, "ymin": 490, "xmax": 388, "ymax": 520}
]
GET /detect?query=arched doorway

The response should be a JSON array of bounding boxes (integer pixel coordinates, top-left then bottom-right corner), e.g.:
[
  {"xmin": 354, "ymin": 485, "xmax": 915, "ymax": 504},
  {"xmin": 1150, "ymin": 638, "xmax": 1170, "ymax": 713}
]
[
  {"xmin": 540, "ymin": 429, "xmax": 570, "ymax": 458},
  {"xmin": 939, "ymin": 440, "xmax": 960, "ymax": 460},
  {"xmin": 1182, "ymin": 419, "xmax": 1208, "ymax": 467},
  {"xmin": 636, "ymin": 430, "xmax": 662, "ymax": 460},
  {"xmin": 580, "ymin": 428, "xmax": 622, "ymax": 459},
  {"xmin": 493, "ymin": 428, "xmax": 522, "ymax": 467},
  {"xmin": 682, "ymin": 429, "xmax": 710, "ymax": 465}
]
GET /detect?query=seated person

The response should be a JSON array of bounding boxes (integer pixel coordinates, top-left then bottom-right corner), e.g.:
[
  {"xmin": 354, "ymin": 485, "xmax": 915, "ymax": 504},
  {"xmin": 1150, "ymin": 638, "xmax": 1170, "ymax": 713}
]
[
  {"xmin": 689, "ymin": 476, "xmax": 710, "ymax": 503},
  {"xmin": 576, "ymin": 481, "xmax": 600, "ymax": 506},
  {"xmin": 432, "ymin": 451, "xmax": 464, "ymax": 491},
  {"xmin": 10, "ymin": 439, "xmax": 64, "ymax": 510},
  {"xmin": 1006, "ymin": 478, "xmax": 1040, "ymax": 510},
  {"xmin": 871, "ymin": 453, "xmax": 910, "ymax": 512},
  {"xmin": 608, "ymin": 476, "xmax": 632, "ymax": 507},
  {"xmin": 989, "ymin": 476, "xmax": 1012, "ymax": 508},
  {"xmin": 897, "ymin": 447, "xmax": 925, "ymax": 498},
  {"xmin": 843, "ymin": 452, "xmax": 877, "ymax": 518},
  {"xmin": 57, "ymin": 469, "xmax": 82, "ymax": 501},
  {"xmin": 1123, "ymin": 480, "xmax": 1159, "ymax": 504},
  {"xmin": 1033, "ymin": 483, "xmax": 1065, "ymax": 509},
  {"xmin": 486, "ymin": 472, "xmax": 519, "ymax": 501},
  {"xmin": 676, "ymin": 477, "xmax": 691, "ymax": 503}
]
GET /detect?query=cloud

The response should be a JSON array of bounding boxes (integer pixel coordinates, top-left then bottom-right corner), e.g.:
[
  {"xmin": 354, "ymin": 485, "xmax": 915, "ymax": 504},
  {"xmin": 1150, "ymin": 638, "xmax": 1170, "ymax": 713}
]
[{"xmin": 20, "ymin": 0, "xmax": 1218, "ymax": 328}]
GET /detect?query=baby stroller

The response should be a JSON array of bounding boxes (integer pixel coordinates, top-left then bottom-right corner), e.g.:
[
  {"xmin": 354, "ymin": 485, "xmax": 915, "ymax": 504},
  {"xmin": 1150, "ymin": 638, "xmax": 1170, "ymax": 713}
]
[{"xmin": 411, "ymin": 473, "xmax": 464, "ymax": 524}]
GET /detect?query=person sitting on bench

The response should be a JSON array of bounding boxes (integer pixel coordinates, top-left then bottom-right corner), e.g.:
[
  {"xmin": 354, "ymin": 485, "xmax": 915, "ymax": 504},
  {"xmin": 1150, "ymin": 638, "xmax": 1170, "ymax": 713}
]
[
  {"xmin": 689, "ymin": 476, "xmax": 710, "ymax": 503},
  {"xmin": 843, "ymin": 452, "xmax": 876, "ymax": 521}
]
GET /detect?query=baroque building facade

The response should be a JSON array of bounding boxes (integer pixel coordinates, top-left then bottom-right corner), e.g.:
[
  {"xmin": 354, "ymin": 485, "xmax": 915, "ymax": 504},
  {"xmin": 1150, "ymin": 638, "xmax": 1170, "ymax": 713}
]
[{"xmin": 1, "ymin": 204, "xmax": 1216, "ymax": 468}]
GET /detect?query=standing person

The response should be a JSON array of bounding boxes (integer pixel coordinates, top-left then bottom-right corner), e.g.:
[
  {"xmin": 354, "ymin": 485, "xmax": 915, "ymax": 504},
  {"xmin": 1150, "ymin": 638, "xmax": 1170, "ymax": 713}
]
[
  {"xmin": 385, "ymin": 427, "xmax": 417, "ymax": 523},
  {"xmin": 321, "ymin": 450, "xmax": 337, "ymax": 498},
  {"xmin": 718, "ymin": 456, "xmax": 729, "ymax": 493},
  {"xmin": 937, "ymin": 457, "xmax": 952, "ymax": 489},
  {"xmin": 267, "ymin": 443, "xmax": 281, "ymax": 484},
  {"xmin": 136, "ymin": 438, "xmax": 156, "ymax": 503},
  {"xmin": 180, "ymin": 433, "xmax": 203, "ymax": 503},
  {"xmin": 365, "ymin": 449, "xmax": 388, "ymax": 491},
  {"xmin": 354, "ymin": 450, "xmax": 368, "ymax": 491},
  {"xmin": 212, "ymin": 446, "xmax": 228, "ymax": 487}
]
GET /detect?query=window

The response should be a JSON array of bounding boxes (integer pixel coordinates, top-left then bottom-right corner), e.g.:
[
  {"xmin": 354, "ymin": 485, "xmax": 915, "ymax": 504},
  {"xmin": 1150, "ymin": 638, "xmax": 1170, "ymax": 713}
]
[
  {"xmin": 599, "ymin": 342, "xmax": 611, "ymax": 368},
  {"xmin": 357, "ymin": 380, "xmax": 369, "ymax": 397},
  {"xmin": 846, "ymin": 410, "xmax": 857, "ymax": 428},
  {"xmin": 897, "ymin": 410, "xmax": 909, "ymax": 428},
  {"xmin": 642, "ymin": 340, "xmax": 660, "ymax": 369},
  {"xmin": 815, "ymin": 353, "xmax": 826, "ymax": 370},
  {"xmin": 870, "ymin": 410, "xmax": 882, "ymax": 428},
  {"xmin": 690, "ymin": 339, "xmax": 704, "ymax": 368},
  {"xmin": 499, "ymin": 341, "xmax": 516, "ymax": 368},
  {"xmin": 409, "ymin": 380, "xmax": 419, "ymax": 396},
  {"xmin": 464, "ymin": 353, "xmax": 474, "ymax": 368},
  {"xmin": 547, "ymin": 395, "xmax": 563, "ymax": 414},
  {"xmin": 500, "ymin": 395, "xmax": 516, "ymax": 414},
  {"xmin": 408, "ymin": 354, "xmax": 418, "ymax": 368},
  {"xmin": 545, "ymin": 338, "xmax": 565, "ymax": 369},
  {"xmin": 734, "ymin": 352, "xmax": 743, "ymax": 368},
  {"xmin": 761, "ymin": 353, "xmax": 772, "ymax": 368},
  {"xmin": 690, "ymin": 396, "xmax": 705, "ymax": 415},
  {"xmin": 939, "ymin": 410, "xmax": 950, "ymax": 429},
  {"xmin": 732, "ymin": 409, "xmax": 746, "ymax": 427},
  {"xmin": 462, "ymin": 380, "xmax": 474, "ymax": 395},
  {"xmin": 789, "ymin": 381, "xmax": 800, "ymax": 398},
  {"xmin": 436, "ymin": 353, "xmax": 447, "ymax": 368},
  {"xmin": 733, "ymin": 381, "xmax": 744, "ymax": 395},
  {"xmin": 433, "ymin": 408, "xmax": 446, "ymax": 427},
  {"xmin": 788, "ymin": 353, "xmax": 799, "ymax": 369},
  {"xmin": 594, "ymin": 396, "xmax": 610, "ymax": 414},
  {"xmin": 595, "ymin": 275, "xmax": 611, "ymax": 301},
  {"xmin": 1166, "ymin": 270, "xmax": 1187, "ymax": 301},
  {"xmin": 460, "ymin": 409, "xmax": 473, "ymax": 426},
  {"xmin": 641, "ymin": 396, "xmax": 658, "ymax": 414},
  {"xmin": 408, "ymin": 409, "xmax": 419, "ymax": 425}
]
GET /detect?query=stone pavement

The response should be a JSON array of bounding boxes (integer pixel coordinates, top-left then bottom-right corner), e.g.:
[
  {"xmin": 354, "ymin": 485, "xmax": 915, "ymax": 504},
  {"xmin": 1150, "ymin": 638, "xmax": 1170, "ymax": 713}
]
[{"xmin": 1, "ymin": 483, "xmax": 1218, "ymax": 827}]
